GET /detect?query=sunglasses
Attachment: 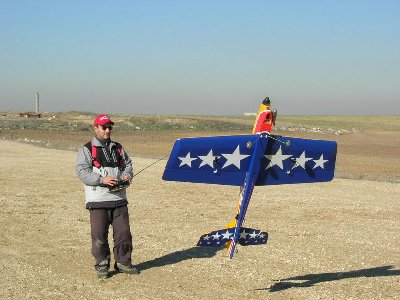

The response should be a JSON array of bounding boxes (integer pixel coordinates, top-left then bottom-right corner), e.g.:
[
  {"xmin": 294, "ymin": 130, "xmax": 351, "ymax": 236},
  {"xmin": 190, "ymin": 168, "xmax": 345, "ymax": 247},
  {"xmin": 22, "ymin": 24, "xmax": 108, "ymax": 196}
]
[{"xmin": 101, "ymin": 125, "xmax": 113, "ymax": 131}]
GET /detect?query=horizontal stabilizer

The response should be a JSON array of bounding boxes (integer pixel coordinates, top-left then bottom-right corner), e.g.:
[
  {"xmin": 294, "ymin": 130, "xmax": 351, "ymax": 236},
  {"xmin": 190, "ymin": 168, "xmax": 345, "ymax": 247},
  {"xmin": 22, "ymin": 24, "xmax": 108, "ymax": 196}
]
[{"xmin": 197, "ymin": 227, "xmax": 268, "ymax": 247}]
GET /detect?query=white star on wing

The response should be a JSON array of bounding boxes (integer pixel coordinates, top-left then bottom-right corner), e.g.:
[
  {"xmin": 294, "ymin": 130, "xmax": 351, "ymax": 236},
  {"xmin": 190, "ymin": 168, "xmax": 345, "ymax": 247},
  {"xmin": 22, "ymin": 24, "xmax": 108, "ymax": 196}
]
[
  {"xmin": 178, "ymin": 152, "xmax": 197, "ymax": 167},
  {"xmin": 265, "ymin": 146, "xmax": 292, "ymax": 170},
  {"xmin": 198, "ymin": 149, "xmax": 218, "ymax": 168},
  {"xmin": 292, "ymin": 151, "xmax": 313, "ymax": 169},
  {"xmin": 313, "ymin": 154, "xmax": 329, "ymax": 169},
  {"xmin": 221, "ymin": 145, "xmax": 250, "ymax": 169}
]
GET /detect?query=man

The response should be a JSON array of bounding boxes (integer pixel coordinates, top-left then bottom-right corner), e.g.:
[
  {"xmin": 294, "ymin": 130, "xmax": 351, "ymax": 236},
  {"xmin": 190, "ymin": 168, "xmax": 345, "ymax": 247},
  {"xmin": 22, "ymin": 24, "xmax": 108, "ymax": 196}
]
[{"xmin": 76, "ymin": 114, "xmax": 139, "ymax": 279}]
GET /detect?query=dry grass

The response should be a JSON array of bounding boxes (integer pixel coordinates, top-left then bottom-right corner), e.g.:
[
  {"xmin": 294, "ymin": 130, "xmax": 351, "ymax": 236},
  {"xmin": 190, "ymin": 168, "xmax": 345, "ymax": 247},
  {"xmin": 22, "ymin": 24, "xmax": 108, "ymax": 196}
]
[{"xmin": 1, "ymin": 111, "xmax": 399, "ymax": 183}]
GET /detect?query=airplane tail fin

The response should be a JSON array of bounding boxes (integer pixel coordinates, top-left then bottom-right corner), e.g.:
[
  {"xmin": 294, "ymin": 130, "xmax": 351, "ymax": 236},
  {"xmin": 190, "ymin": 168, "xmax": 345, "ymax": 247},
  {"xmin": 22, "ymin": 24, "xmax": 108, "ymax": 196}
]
[
  {"xmin": 224, "ymin": 218, "xmax": 238, "ymax": 250},
  {"xmin": 225, "ymin": 219, "xmax": 237, "ymax": 230}
]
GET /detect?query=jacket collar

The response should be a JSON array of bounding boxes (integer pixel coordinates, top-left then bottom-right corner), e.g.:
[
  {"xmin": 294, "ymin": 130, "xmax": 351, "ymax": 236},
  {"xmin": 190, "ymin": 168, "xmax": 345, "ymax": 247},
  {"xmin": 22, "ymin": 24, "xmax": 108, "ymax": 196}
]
[{"xmin": 91, "ymin": 136, "xmax": 115, "ymax": 148}]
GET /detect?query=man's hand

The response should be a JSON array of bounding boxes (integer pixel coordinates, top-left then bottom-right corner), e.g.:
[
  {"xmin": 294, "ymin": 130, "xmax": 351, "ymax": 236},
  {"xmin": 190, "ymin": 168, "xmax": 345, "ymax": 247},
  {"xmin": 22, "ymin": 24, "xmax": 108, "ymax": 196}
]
[
  {"xmin": 101, "ymin": 176, "xmax": 117, "ymax": 187},
  {"xmin": 120, "ymin": 175, "xmax": 132, "ymax": 183}
]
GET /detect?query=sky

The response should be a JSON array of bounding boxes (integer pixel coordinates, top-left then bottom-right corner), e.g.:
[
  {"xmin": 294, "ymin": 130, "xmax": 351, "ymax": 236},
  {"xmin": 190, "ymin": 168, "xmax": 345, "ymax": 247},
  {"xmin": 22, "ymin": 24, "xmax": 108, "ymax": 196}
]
[{"xmin": 1, "ymin": 0, "xmax": 399, "ymax": 115}]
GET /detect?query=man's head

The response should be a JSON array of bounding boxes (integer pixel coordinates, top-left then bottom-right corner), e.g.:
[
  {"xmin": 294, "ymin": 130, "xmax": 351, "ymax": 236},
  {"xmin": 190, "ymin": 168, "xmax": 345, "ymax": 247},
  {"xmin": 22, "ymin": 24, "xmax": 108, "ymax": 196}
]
[{"xmin": 93, "ymin": 114, "xmax": 114, "ymax": 140}]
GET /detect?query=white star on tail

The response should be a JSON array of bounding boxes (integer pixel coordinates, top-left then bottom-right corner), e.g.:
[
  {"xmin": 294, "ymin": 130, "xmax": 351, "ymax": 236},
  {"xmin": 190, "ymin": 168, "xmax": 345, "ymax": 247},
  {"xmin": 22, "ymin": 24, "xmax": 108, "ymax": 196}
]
[
  {"xmin": 265, "ymin": 146, "xmax": 292, "ymax": 170},
  {"xmin": 249, "ymin": 231, "xmax": 258, "ymax": 239},
  {"xmin": 222, "ymin": 230, "xmax": 232, "ymax": 239},
  {"xmin": 313, "ymin": 154, "xmax": 329, "ymax": 169},
  {"xmin": 292, "ymin": 151, "xmax": 313, "ymax": 169},
  {"xmin": 198, "ymin": 149, "xmax": 219, "ymax": 168},
  {"xmin": 212, "ymin": 232, "xmax": 222, "ymax": 240},
  {"xmin": 178, "ymin": 152, "xmax": 197, "ymax": 167},
  {"xmin": 221, "ymin": 145, "xmax": 249, "ymax": 169},
  {"xmin": 240, "ymin": 229, "xmax": 248, "ymax": 239}
]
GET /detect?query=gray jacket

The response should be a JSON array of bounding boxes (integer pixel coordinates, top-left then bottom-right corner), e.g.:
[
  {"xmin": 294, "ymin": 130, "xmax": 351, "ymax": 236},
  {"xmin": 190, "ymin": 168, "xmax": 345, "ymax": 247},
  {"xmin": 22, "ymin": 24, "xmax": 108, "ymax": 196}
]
[{"xmin": 76, "ymin": 137, "xmax": 133, "ymax": 208}]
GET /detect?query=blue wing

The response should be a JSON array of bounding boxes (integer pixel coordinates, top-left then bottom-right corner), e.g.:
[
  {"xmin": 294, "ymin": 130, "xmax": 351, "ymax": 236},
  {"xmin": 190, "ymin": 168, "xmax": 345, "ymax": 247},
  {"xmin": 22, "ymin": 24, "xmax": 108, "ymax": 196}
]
[
  {"xmin": 162, "ymin": 134, "xmax": 259, "ymax": 186},
  {"xmin": 256, "ymin": 135, "xmax": 337, "ymax": 186},
  {"xmin": 162, "ymin": 134, "xmax": 337, "ymax": 186}
]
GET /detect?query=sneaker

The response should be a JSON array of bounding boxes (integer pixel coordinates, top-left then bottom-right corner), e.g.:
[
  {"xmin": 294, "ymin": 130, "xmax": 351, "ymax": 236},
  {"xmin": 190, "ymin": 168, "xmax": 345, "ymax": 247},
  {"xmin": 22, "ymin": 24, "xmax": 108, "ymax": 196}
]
[
  {"xmin": 114, "ymin": 262, "xmax": 140, "ymax": 275},
  {"xmin": 95, "ymin": 260, "xmax": 109, "ymax": 279}
]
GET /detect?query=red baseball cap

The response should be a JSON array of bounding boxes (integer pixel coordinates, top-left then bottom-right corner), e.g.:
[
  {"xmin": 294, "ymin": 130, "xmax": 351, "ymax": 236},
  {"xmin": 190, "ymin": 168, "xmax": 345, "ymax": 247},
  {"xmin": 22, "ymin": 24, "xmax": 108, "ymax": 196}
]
[{"xmin": 94, "ymin": 114, "xmax": 115, "ymax": 126}]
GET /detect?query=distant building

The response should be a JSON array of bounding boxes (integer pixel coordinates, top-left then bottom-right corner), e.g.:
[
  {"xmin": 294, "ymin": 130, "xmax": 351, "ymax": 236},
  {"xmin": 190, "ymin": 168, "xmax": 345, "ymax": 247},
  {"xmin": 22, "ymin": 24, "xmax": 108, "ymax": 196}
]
[{"xmin": 19, "ymin": 112, "xmax": 41, "ymax": 118}]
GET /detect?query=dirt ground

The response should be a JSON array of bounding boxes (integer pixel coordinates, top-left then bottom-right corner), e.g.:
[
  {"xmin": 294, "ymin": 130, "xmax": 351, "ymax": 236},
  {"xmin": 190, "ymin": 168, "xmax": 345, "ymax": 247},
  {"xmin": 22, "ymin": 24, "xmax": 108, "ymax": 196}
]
[{"xmin": 1, "ymin": 131, "xmax": 399, "ymax": 299}]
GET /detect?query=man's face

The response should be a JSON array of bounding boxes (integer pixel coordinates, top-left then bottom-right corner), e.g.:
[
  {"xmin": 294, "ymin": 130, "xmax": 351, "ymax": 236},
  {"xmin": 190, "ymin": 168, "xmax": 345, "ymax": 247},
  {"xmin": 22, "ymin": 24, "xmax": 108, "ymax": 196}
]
[{"xmin": 94, "ymin": 124, "xmax": 113, "ymax": 140}]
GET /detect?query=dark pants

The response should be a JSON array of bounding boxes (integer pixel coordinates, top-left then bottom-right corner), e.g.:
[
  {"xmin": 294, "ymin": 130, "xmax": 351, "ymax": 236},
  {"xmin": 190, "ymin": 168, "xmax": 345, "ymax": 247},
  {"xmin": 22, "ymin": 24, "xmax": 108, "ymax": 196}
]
[{"xmin": 89, "ymin": 205, "xmax": 133, "ymax": 265}]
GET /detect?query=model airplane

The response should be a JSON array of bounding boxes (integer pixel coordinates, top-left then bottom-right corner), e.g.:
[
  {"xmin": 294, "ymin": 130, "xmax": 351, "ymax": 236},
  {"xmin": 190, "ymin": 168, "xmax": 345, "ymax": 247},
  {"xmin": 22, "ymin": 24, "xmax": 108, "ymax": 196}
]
[{"xmin": 162, "ymin": 97, "xmax": 337, "ymax": 258}]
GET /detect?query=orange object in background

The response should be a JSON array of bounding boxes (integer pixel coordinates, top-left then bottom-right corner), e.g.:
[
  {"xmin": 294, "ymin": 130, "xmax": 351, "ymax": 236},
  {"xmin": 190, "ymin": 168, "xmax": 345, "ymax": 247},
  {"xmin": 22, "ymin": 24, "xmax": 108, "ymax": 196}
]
[
  {"xmin": 252, "ymin": 97, "xmax": 276, "ymax": 134},
  {"xmin": 253, "ymin": 110, "xmax": 274, "ymax": 133}
]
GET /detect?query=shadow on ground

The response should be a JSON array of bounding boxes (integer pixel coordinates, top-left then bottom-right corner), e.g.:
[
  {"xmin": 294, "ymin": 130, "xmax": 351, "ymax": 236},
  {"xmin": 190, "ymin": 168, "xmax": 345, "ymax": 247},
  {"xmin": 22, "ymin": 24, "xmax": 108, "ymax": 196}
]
[
  {"xmin": 135, "ymin": 246, "xmax": 223, "ymax": 271},
  {"xmin": 254, "ymin": 265, "xmax": 400, "ymax": 292}
]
